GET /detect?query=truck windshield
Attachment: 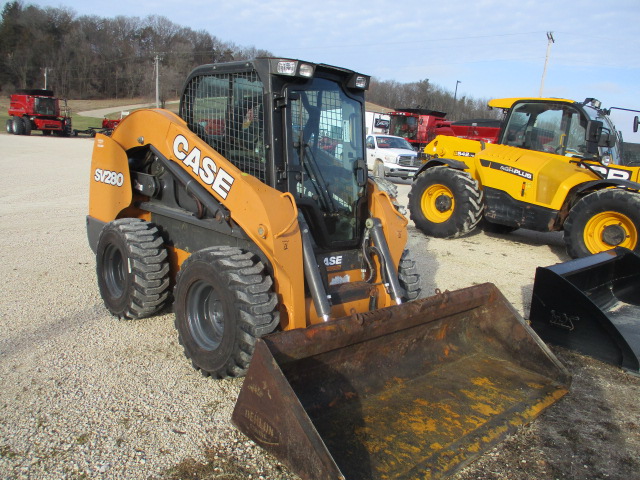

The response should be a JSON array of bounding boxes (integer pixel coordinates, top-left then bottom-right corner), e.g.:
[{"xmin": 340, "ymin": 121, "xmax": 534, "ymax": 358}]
[
  {"xmin": 375, "ymin": 136, "xmax": 413, "ymax": 150},
  {"xmin": 289, "ymin": 77, "xmax": 365, "ymax": 244},
  {"xmin": 502, "ymin": 102, "xmax": 588, "ymax": 158}
]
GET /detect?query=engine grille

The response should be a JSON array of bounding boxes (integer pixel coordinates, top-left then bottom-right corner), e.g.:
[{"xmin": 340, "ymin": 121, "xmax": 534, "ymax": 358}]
[{"xmin": 398, "ymin": 155, "xmax": 420, "ymax": 167}]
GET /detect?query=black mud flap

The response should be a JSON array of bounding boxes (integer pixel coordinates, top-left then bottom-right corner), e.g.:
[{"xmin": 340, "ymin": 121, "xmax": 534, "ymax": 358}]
[
  {"xmin": 530, "ymin": 247, "xmax": 640, "ymax": 373},
  {"xmin": 232, "ymin": 283, "xmax": 570, "ymax": 480}
]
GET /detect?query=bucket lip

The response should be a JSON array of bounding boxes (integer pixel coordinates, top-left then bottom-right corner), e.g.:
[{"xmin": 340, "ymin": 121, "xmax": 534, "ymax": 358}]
[
  {"xmin": 262, "ymin": 282, "xmax": 503, "ymax": 361},
  {"xmin": 542, "ymin": 247, "xmax": 639, "ymax": 276}
]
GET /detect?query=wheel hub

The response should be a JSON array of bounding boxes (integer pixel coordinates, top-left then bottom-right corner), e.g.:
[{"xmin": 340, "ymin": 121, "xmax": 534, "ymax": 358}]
[
  {"xmin": 602, "ymin": 224, "xmax": 627, "ymax": 246},
  {"xmin": 435, "ymin": 194, "xmax": 452, "ymax": 213}
]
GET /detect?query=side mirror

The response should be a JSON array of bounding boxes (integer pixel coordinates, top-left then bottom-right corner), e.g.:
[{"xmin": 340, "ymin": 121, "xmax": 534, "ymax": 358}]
[
  {"xmin": 598, "ymin": 129, "xmax": 613, "ymax": 147},
  {"xmin": 634, "ymin": 116, "xmax": 639, "ymax": 133},
  {"xmin": 586, "ymin": 120, "xmax": 604, "ymax": 142}
]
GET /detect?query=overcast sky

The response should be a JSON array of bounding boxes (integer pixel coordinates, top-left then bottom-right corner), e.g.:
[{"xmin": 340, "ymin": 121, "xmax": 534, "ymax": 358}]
[{"xmin": 18, "ymin": 0, "xmax": 640, "ymax": 137}]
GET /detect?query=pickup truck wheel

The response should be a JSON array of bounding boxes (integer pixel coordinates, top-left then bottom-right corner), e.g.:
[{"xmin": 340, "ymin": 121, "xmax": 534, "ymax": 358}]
[
  {"xmin": 564, "ymin": 189, "xmax": 640, "ymax": 258},
  {"xmin": 409, "ymin": 166, "xmax": 483, "ymax": 238},
  {"xmin": 96, "ymin": 218, "xmax": 170, "ymax": 319},
  {"xmin": 174, "ymin": 246, "xmax": 279, "ymax": 378},
  {"xmin": 373, "ymin": 159, "xmax": 385, "ymax": 178}
]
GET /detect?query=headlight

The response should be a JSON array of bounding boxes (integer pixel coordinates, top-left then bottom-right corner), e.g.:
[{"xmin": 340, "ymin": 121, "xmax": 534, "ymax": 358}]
[
  {"xmin": 274, "ymin": 59, "xmax": 316, "ymax": 78},
  {"xmin": 384, "ymin": 154, "xmax": 398, "ymax": 163}
]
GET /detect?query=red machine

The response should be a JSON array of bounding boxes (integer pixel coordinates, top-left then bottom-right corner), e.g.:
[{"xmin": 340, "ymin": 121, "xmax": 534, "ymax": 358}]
[
  {"xmin": 6, "ymin": 89, "xmax": 72, "ymax": 136},
  {"xmin": 388, "ymin": 108, "xmax": 500, "ymax": 154}
]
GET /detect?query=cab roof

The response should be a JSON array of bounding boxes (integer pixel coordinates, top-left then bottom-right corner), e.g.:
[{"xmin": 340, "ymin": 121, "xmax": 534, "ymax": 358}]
[{"xmin": 488, "ymin": 97, "xmax": 575, "ymax": 109}]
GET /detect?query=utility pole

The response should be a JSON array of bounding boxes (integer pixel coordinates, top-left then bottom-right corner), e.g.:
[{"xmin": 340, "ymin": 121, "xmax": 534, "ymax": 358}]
[
  {"xmin": 154, "ymin": 54, "xmax": 160, "ymax": 108},
  {"xmin": 539, "ymin": 32, "xmax": 554, "ymax": 97},
  {"xmin": 453, "ymin": 80, "xmax": 461, "ymax": 118}
]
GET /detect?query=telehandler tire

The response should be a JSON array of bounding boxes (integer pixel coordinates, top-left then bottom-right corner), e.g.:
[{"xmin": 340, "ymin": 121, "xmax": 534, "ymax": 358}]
[
  {"xmin": 96, "ymin": 218, "xmax": 170, "ymax": 319},
  {"xmin": 173, "ymin": 246, "xmax": 279, "ymax": 378},
  {"xmin": 564, "ymin": 189, "xmax": 640, "ymax": 258},
  {"xmin": 409, "ymin": 166, "xmax": 483, "ymax": 238}
]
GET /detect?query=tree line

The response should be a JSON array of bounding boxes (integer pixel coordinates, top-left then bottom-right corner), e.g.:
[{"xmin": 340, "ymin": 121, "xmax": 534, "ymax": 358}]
[{"xmin": 0, "ymin": 1, "xmax": 498, "ymax": 120}]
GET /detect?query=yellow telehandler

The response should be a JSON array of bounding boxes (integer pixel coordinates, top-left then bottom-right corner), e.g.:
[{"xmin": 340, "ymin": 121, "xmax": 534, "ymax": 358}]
[
  {"xmin": 410, "ymin": 97, "xmax": 640, "ymax": 258},
  {"xmin": 87, "ymin": 59, "xmax": 569, "ymax": 479}
]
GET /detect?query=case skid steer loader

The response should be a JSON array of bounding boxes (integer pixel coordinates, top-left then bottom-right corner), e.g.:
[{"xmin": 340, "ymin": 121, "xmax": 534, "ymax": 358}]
[
  {"xmin": 409, "ymin": 97, "xmax": 640, "ymax": 374},
  {"xmin": 87, "ymin": 59, "xmax": 569, "ymax": 479}
]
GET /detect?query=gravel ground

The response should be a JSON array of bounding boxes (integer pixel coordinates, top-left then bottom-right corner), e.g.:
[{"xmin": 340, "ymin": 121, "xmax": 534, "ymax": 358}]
[{"xmin": 0, "ymin": 133, "xmax": 638, "ymax": 480}]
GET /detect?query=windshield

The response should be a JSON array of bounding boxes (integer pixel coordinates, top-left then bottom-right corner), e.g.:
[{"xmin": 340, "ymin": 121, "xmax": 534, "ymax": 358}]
[
  {"xmin": 289, "ymin": 77, "xmax": 365, "ymax": 245},
  {"xmin": 583, "ymin": 105, "xmax": 624, "ymax": 165},
  {"xmin": 375, "ymin": 136, "xmax": 413, "ymax": 150},
  {"xmin": 34, "ymin": 97, "xmax": 57, "ymax": 116},
  {"xmin": 502, "ymin": 102, "xmax": 589, "ymax": 157},
  {"xmin": 390, "ymin": 115, "xmax": 418, "ymax": 141}
]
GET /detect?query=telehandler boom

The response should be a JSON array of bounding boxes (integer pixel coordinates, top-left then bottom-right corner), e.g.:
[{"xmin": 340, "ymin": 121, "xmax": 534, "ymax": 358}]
[{"xmin": 87, "ymin": 58, "xmax": 569, "ymax": 479}]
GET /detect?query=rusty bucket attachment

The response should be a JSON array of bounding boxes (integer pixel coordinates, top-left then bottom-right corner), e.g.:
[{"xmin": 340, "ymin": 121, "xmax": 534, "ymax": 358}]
[
  {"xmin": 232, "ymin": 283, "xmax": 570, "ymax": 480},
  {"xmin": 530, "ymin": 247, "xmax": 640, "ymax": 374}
]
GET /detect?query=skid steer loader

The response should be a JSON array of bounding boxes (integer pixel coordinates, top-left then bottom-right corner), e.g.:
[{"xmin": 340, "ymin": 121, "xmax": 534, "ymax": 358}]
[
  {"xmin": 409, "ymin": 97, "xmax": 640, "ymax": 259},
  {"xmin": 87, "ymin": 58, "xmax": 569, "ymax": 479}
]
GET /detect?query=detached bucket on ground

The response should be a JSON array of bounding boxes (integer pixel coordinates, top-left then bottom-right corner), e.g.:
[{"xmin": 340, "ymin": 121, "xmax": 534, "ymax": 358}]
[
  {"xmin": 232, "ymin": 283, "xmax": 570, "ymax": 480},
  {"xmin": 530, "ymin": 247, "xmax": 640, "ymax": 373}
]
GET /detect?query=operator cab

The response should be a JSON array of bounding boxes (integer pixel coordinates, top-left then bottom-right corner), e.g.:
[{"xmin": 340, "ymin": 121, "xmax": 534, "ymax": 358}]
[
  {"xmin": 179, "ymin": 58, "xmax": 370, "ymax": 250},
  {"xmin": 497, "ymin": 97, "xmax": 631, "ymax": 166}
]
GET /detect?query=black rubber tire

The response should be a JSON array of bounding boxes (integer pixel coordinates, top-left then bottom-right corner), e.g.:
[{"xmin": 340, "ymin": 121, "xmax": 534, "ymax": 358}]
[
  {"xmin": 12, "ymin": 116, "xmax": 24, "ymax": 135},
  {"xmin": 96, "ymin": 218, "xmax": 170, "ymax": 319},
  {"xmin": 398, "ymin": 249, "xmax": 421, "ymax": 301},
  {"xmin": 6, "ymin": 118, "xmax": 14, "ymax": 134},
  {"xmin": 22, "ymin": 118, "xmax": 31, "ymax": 136},
  {"xmin": 173, "ymin": 246, "xmax": 279, "ymax": 378},
  {"xmin": 409, "ymin": 166, "xmax": 483, "ymax": 238},
  {"xmin": 564, "ymin": 189, "xmax": 640, "ymax": 258}
]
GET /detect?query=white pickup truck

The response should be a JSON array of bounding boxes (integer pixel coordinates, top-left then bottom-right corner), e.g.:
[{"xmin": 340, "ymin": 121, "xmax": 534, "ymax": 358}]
[{"xmin": 365, "ymin": 134, "xmax": 420, "ymax": 179}]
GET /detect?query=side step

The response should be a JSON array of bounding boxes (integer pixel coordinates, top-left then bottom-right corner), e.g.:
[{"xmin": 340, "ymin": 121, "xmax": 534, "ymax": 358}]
[
  {"xmin": 530, "ymin": 247, "xmax": 640, "ymax": 374},
  {"xmin": 232, "ymin": 283, "xmax": 570, "ymax": 480}
]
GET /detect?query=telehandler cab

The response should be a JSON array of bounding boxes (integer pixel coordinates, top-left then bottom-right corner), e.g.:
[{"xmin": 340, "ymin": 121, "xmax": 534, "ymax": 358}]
[{"xmin": 87, "ymin": 59, "xmax": 569, "ymax": 479}]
